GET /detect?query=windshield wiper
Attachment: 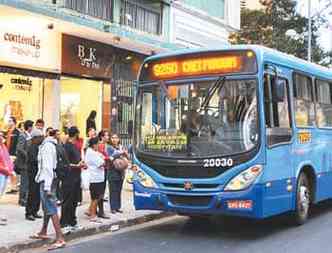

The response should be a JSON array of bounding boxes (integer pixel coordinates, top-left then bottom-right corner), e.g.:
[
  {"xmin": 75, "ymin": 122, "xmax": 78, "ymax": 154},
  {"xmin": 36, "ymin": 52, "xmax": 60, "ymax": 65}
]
[{"xmin": 199, "ymin": 76, "xmax": 226, "ymax": 113}]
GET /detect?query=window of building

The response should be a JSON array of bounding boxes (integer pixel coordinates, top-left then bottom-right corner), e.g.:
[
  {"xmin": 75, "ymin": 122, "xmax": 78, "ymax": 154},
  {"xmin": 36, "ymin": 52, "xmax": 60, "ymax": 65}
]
[
  {"xmin": 316, "ymin": 79, "xmax": 332, "ymax": 128},
  {"xmin": 60, "ymin": 77, "xmax": 103, "ymax": 136},
  {"xmin": 65, "ymin": 0, "xmax": 113, "ymax": 21},
  {"xmin": 120, "ymin": 0, "xmax": 162, "ymax": 35},
  {"xmin": 0, "ymin": 73, "xmax": 47, "ymax": 130},
  {"xmin": 182, "ymin": 0, "xmax": 225, "ymax": 19},
  {"xmin": 293, "ymin": 73, "xmax": 315, "ymax": 127}
]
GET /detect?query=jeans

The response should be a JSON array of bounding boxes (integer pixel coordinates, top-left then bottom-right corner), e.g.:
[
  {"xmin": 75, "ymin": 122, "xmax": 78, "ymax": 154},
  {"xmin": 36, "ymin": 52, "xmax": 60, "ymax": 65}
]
[
  {"xmin": 40, "ymin": 181, "xmax": 58, "ymax": 216},
  {"xmin": 26, "ymin": 174, "xmax": 41, "ymax": 216},
  {"xmin": 60, "ymin": 178, "xmax": 81, "ymax": 227},
  {"xmin": 0, "ymin": 175, "xmax": 8, "ymax": 197},
  {"xmin": 110, "ymin": 179, "xmax": 123, "ymax": 211}
]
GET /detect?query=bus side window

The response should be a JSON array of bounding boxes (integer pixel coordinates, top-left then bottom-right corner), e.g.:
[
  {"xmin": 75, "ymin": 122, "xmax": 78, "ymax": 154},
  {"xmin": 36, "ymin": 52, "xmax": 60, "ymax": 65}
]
[
  {"xmin": 293, "ymin": 73, "xmax": 315, "ymax": 127},
  {"xmin": 316, "ymin": 80, "xmax": 332, "ymax": 128},
  {"xmin": 264, "ymin": 74, "xmax": 292, "ymax": 146}
]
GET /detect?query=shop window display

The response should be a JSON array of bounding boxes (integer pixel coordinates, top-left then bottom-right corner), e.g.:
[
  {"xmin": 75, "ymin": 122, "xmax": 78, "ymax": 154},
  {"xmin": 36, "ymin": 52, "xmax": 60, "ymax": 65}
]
[
  {"xmin": 0, "ymin": 73, "xmax": 43, "ymax": 130},
  {"xmin": 60, "ymin": 77, "xmax": 103, "ymax": 135}
]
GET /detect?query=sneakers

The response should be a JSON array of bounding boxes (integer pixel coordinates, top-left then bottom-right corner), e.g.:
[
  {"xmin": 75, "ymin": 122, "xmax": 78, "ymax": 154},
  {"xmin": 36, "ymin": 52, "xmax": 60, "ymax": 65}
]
[
  {"xmin": 70, "ymin": 224, "xmax": 83, "ymax": 232},
  {"xmin": 61, "ymin": 224, "xmax": 83, "ymax": 234},
  {"xmin": 33, "ymin": 214, "xmax": 43, "ymax": 219},
  {"xmin": 61, "ymin": 226, "xmax": 72, "ymax": 235},
  {"xmin": 25, "ymin": 215, "xmax": 35, "ymax": 221}
]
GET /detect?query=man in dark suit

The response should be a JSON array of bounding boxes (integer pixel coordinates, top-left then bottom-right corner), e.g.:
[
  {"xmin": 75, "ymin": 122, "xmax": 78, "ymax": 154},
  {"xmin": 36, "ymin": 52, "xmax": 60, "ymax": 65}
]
[
  {"xmin": 5, "ymin": 117, "xmax": 20, "ymax": 194},
  {"xmin": 16, "ymin": 120, "xmax": 34, "ymax": 206}
]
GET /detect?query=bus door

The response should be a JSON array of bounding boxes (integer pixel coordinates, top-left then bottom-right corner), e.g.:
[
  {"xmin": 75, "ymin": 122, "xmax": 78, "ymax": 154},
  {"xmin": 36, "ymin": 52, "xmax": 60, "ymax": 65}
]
[{"xmin": 263, "ymin": 73, "xmax": 293, "ymax": 215}]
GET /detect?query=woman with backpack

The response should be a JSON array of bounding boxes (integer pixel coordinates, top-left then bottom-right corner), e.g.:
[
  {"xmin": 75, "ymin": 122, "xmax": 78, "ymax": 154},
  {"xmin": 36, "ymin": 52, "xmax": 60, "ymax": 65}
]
[{"xmin": 107, "ymin": 134, "xmax": 129, "ymax": 214}]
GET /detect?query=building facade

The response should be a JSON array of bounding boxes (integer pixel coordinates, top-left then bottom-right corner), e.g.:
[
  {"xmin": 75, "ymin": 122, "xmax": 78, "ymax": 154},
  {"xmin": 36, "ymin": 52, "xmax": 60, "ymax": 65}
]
[
  {"xmin": 0, "ymin": 0, "xmax": 240, "ymax": 142},
  {"xmin": 170, "ymin": 0, "xmax": 240, "ymax": 48}
]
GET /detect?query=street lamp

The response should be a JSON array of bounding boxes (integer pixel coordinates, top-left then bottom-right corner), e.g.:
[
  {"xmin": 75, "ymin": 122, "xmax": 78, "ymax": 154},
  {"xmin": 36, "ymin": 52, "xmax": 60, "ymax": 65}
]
[{"xmin": 308, "ymin": 0, "xmax": 312, "ymax": 62}]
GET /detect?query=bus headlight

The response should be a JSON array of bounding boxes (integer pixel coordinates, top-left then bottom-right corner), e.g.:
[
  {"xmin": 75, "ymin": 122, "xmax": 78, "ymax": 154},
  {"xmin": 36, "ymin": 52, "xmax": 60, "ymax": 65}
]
[
  {"xmin": 224, "ymin": 165, "xmax": 263, "ymax": 191},
  {"xmin": 133, "ymin": 165, "xmax": 157, "ymax": 188}
]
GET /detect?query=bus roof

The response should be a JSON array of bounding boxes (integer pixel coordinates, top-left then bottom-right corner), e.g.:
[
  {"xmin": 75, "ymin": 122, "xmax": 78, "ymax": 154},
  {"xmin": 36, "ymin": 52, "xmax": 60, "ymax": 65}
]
[{"xmin": 143, "ymin": 45, "xmax": 332, "ymax": 80}]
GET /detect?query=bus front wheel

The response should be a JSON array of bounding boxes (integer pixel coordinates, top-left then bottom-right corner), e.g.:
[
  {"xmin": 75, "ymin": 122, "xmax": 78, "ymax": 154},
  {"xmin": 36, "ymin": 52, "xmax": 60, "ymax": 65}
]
[{"xmin": 293, "ymin": 172, "xmax": 311, "ymax": 225}]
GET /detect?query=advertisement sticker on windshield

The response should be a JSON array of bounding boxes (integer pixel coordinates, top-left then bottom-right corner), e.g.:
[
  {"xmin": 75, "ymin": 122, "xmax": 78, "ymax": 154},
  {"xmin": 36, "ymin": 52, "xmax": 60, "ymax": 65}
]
[
  {"xmin": 144, "ymin": 134, "xmax": 187, "ymax": 152},
  {"xmin": 297, "ymin": 131, "xmax": 311, "ymax": 144}
]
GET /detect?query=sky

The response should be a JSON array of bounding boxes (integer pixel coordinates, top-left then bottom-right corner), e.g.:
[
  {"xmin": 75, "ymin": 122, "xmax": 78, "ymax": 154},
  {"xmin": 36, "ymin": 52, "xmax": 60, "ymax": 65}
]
[
  {"xmin": 297, "ymin": 0, "xmax": 332, "ymax": 51},
  {"xmin": 246, "ymin": 0, "xmax": 264, "ymax": 9},
  {"xmin": 244, "ymin": 0, "xmax": 332, "ymax": 51}
]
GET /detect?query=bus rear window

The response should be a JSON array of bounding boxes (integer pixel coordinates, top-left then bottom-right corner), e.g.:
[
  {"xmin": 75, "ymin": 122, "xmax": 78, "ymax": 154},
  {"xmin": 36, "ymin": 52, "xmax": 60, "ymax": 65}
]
[{"xmin": 139, "ymin": 50, "xmax": 258, "ymax": 82}]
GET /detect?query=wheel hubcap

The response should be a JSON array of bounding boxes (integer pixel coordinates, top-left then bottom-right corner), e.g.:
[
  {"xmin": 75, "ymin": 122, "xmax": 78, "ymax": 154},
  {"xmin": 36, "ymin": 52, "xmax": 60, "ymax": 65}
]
[{"xmin": 299, "ymin": 185, "xmax": 310, "ymax": 215}]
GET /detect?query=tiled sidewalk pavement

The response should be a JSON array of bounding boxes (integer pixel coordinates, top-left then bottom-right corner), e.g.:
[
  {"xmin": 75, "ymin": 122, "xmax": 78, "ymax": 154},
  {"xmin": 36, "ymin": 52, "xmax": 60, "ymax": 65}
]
[{"xmin": 0, "ymin": 182, "xmax": 171, "ymax": 253}]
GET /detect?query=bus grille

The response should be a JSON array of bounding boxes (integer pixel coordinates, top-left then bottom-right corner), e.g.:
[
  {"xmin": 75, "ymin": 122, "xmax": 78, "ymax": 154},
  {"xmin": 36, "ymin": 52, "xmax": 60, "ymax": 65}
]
[
  {"xmin": 163, "ymin": 183, "xmax": 219, "ymax": 189},
  {"xmin": 167, "ymin": 195, "xmax": 212, "ymax": 207},
  {"xmin": 150, "ymin": 164, "xmax": 225, "ymax": 178}
]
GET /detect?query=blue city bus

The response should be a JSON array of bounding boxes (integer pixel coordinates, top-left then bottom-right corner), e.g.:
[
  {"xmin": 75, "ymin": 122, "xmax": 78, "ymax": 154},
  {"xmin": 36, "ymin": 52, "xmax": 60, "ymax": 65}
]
[{"xmin": 132, "ymin": 45, "xmax": 332, "ymax": 224}]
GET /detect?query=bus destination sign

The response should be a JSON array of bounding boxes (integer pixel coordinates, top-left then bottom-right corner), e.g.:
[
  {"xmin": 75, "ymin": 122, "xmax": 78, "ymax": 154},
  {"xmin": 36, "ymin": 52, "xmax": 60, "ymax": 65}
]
[{"xmin": 140, "ymin": 50, "xmax": 257, "ymax": 81}]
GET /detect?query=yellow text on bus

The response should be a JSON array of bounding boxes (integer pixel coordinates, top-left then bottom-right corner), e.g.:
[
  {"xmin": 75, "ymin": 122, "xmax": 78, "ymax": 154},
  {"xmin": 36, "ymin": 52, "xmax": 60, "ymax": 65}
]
[{"xmin": 152, "ymin": 56, "xmax": 242, "ymax": 78}]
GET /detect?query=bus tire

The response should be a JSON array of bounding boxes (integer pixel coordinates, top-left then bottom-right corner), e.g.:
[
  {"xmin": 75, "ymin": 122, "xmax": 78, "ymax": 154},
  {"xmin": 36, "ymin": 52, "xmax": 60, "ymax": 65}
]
[{"xmin": 293, "ymin": 172, "xmax": 311, "ymax": 225}]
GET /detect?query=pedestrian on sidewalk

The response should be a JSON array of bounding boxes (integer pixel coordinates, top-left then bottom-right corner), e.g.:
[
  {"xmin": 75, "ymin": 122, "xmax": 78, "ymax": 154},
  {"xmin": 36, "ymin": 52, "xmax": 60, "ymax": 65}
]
[
  {"xmin": 74, "ymin": 133, "xmax": 84, "ymax": 206},
  {"xmin": 84, "ymin": 128, "xmax": 97, "ymax": 153},
  {"xmin": 86, "ymin": 110, "xmax": 97, "ymax": 137},
  {"xmin": 33, "ymin": 129, "xmax": 65, "ymax": 250},
  {"xmin": 108, "ymin": 134, "xmax": 129, "ymax": 214},
  {"xmin": 60, "ymin": 126, "xmax": 85, "ymax": 233},
  {"xmin": 25, "ymin": 128, "xmax": 44, "ymax": 221},
  {"xmin": 35, "ymin": 119, "xmax": 45, "ymax": 134},
  {"xmin": 0, "ymin": 131, "xmax": 14, "ymax": 225},
  {"xmin": 5, "ymin": 116, "xmax": 20, "ymax": 194},
  {"xmin": 16, "ymin": 120, "xmax": 34, "ymax": 206},
  {"xmin": 54, "ymin": 129, "xmax": 68, "ymax": 205},
  {"xmin": 45, "ymin": 127, "xmax": 54, "ymax": 137},
  {"xmin": 96, "ymin": 130, "xmax": 111, "ymax": 219},
  {"xmin": 85, "ymin": 137, "xmax": 105, "ymax": 223}
]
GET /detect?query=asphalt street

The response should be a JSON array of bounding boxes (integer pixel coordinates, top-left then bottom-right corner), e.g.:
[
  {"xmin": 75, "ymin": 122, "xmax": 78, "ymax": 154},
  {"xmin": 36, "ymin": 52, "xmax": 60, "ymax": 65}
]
[{"xmin": 24, "ymin": 200, "xmax": 332, "ymax": 253}]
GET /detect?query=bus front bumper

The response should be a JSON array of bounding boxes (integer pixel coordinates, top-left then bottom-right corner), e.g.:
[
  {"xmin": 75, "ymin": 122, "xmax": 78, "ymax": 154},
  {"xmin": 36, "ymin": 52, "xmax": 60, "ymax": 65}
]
[{"xmin": 133, "ymin": 182, "xmax": 264, "ymax": 218}]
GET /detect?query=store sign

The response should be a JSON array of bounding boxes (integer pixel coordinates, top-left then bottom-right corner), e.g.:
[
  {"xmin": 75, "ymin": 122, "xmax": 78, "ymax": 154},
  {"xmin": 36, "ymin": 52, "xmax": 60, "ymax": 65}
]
[
  {"xmin": 4, "ymin": 33, "xmax": 41, "ymax": 59},
  {"xmin": 62, "ymin": 34, "xmax": 114, "ymax": 78},
  {"xmin": 0, "ymin": 21, "xmax": 60, "ymax": 73},
  {"xmin": 10, "ymin": 77, "xmax": 32, "ymax": 91}
]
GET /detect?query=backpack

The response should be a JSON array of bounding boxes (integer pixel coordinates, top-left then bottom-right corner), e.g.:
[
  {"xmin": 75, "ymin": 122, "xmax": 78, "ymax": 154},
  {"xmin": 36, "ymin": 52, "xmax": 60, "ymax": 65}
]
[{"xmin": 53, "ymin": 143, "xmax": 70, "ymax": 181}]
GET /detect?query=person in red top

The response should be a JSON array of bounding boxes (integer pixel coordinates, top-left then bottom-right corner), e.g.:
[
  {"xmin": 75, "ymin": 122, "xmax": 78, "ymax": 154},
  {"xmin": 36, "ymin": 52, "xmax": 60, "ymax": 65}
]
[
  {"xmin": 96, "ymin": 130, "xmax": 111, "ymax": 219},
  {"xmin": 0, "ymin": 131, "xmax": 14, "ymax": 225}
]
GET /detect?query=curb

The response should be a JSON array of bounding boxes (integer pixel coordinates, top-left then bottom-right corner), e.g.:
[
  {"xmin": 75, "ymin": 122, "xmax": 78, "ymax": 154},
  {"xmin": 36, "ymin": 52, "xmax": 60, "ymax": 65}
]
[{"xmin": 0, "ymin": 212, "xmax": 174, "ymax": 253}]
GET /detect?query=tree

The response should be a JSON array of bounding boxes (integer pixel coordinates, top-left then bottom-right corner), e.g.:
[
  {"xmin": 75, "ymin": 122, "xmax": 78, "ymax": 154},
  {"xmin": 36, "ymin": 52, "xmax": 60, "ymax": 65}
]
[
  {"xmin": 229, "ymin": 0, "xmax": 331, "ymax": 65},
  {"xmin": 228, "ymin": 7, "xmax": 272, "ymax": 46}
]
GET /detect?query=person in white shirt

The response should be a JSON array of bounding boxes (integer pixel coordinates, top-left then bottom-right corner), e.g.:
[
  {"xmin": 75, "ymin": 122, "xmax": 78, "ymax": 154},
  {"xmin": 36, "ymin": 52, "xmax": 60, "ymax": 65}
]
[
  {"xmin": 85, "ymin": 137, "xmax": 105, "ymax": 223},
  {"xmin": 33, "ymin": 130, "xmax": 65, "ymax": 250}
]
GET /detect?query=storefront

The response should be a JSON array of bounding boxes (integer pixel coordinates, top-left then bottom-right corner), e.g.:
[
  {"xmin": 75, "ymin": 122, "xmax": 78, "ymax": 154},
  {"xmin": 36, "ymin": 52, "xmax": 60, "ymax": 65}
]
[
  {"xmin": 61, "ymin": 34, "xmax": 144, "ymax": 137},
  {"xmin": 0, "ymin": 12, "xmax": 61, "ymax": 130}
]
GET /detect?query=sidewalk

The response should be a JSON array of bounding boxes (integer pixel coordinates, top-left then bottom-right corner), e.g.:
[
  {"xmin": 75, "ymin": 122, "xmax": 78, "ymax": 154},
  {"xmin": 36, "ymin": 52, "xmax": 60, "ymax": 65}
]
[{"xmin": 0, "ymin": 182, "xmax": 171, "ymax": 253}]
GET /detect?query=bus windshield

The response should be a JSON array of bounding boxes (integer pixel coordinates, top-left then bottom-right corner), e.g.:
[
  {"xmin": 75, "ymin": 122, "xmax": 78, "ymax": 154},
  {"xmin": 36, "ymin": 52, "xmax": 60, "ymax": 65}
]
[{"xmin": 135, "ymin": 78, "xmax": 259, "ymax": 158}]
